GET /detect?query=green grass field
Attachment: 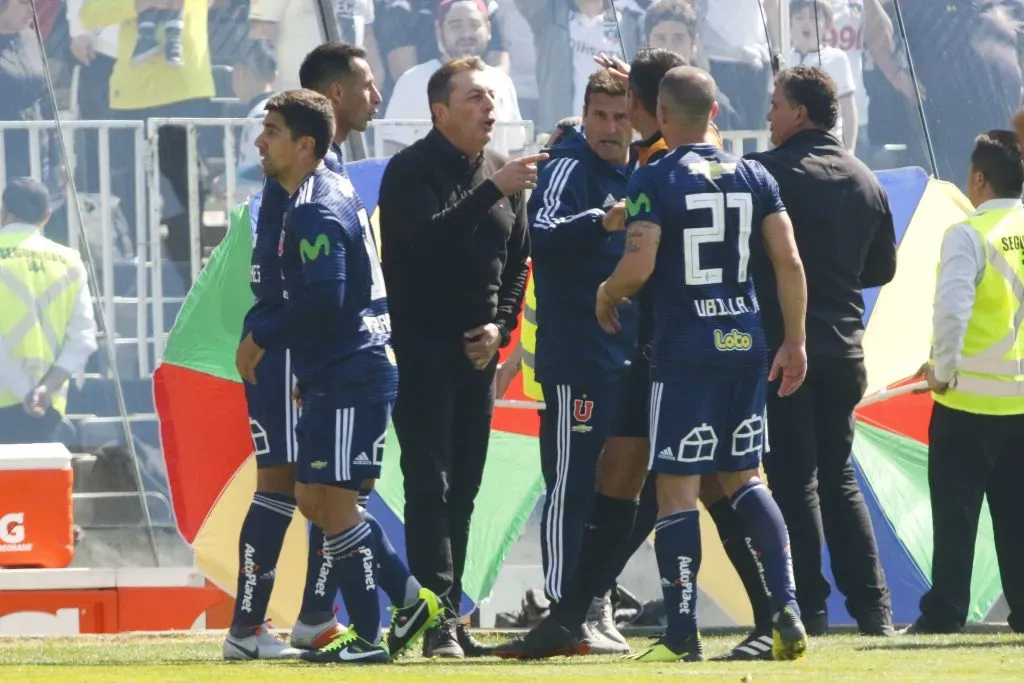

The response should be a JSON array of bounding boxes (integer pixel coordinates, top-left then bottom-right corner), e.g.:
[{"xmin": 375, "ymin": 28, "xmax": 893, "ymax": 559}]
[{"xmin": 1, "ymin": 631, "xmax": 1023, "ymax": 682}]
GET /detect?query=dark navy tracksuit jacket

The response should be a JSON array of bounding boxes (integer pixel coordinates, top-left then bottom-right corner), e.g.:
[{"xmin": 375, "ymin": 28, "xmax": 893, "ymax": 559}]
[{"xmin": 527, "ymin": 129, "xmax": 637, "ymax": 601}]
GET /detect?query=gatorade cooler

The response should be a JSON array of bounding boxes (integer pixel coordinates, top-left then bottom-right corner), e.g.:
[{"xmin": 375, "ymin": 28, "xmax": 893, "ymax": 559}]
[{"xmin": 0, "ymin": 444, "xmax": 74, "ymax": 568}]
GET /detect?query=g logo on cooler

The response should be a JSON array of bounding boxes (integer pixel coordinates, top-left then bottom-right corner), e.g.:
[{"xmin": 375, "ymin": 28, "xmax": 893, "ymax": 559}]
[
  {"xmin": 714, "ymin": 329, "xmax": 752, "ymax": 352},
  {"xmin": 0, "ymin": 512, "xmax": 25, "ymax": 544}
]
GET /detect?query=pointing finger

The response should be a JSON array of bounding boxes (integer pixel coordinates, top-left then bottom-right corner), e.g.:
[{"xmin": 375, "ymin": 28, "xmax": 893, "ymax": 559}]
[{"xmin": 516, "ymin": 152, "xmax": 549, "ymax": 165}]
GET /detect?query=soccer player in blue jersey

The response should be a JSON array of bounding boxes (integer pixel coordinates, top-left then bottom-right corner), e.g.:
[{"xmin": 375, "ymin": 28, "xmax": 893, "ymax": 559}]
[
  {"xmin": 596, "ymin": 66, "xmax": 810, "ymax": 662},
  {"xmin": 223, "ymin": 43, "xmax": 388, "ymax": 661},
  {"xmin": 236, "ymin": 89, "xmax": 442, "ymax": 664}
]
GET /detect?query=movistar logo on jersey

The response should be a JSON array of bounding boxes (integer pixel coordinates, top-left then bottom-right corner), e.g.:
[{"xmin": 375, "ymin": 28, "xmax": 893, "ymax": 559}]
[
  {"xmin": 714, "ymin": 329, "xmax": 752, "ymax": 351},
  {"xmin": 299, "ymin": 234, "xmax": 330, "ymax": 263},
  {"xmin": 625, "ymin": 192, "xmax": 651, "ymax": 217}
]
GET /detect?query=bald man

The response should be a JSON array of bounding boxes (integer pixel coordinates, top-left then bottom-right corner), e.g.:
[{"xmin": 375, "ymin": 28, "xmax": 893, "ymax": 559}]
[{"xmin": 602, "ymin": 66, "xmax": 810, "ymax": 662}]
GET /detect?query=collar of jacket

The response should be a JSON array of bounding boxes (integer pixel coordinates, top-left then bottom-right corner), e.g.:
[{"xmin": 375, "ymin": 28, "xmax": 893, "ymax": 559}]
[
  {"xmin": 426, "ymin": 127, "xmax": 485, "ymax": 175},
  {"xmin": 777, "ymin": 128, "xmax": 843, "ymax": 150}
]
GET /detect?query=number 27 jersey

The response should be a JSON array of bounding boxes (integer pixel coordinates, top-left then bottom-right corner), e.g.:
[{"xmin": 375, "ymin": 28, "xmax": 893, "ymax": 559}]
[{"xmin": 625, "ymin": 144, "xmax": 786, "ymax": 378}]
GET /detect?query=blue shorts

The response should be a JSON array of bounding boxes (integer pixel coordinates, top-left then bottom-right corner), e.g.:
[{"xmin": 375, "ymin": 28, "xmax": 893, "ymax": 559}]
[
  {"xmin": 294, "ymin": 390, "xmax": 392, "ymax": 488},
  {"xmin": 648, "ymin": 371, "xmax": 767, "ymax": 476},
  {"xmin": 244, "ymin": 348, "xmax": 299, "ymax": 468}
]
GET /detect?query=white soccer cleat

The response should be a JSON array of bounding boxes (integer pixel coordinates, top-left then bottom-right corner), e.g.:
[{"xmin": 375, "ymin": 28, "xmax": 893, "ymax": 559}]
[
  {"xmin": 290, "ymin": 617, "xmax": 348, "ymax": 650},
  {"xmin": 223, "ymin": 622, "xmax": 304, "ymax": 660}
]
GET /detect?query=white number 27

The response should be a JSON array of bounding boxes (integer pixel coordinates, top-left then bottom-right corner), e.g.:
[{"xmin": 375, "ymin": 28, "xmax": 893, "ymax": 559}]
[{"xmin": 683, "ymin": 192, "xmax": 753, "ymax": 286}]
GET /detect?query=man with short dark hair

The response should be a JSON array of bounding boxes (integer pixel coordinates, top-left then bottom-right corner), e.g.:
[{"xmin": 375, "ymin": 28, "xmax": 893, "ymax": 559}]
[
  {"xmin": 236, "ymin": 89, "xmax": 442, "ymax": 664},
  {"xmin": 226, "ymin": 43, "xmax": 439, "ymax": 662},
  {"xmin": 379, "ymin": 56, "xmax": 542, "ymax": 659},
  {"xmin": 907, "ymin": 130, "xmax": 1024, "ymax": 635},
  {"xmin": 524, "ymin": 69, "xmax": 635, "ymax": 654},
  {"xmin": 600, "ymin": 64, "xmax": 809, "ymax": 663},
  {"xmin": 747, "ymin": 65, "xmax": 898, "ymax": 637},
  {"xmin": 496, "ymin": 50, "xmax": 776, "ymax": 662}
]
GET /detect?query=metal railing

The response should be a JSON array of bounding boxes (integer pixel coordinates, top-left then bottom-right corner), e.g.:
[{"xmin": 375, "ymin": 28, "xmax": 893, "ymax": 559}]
[
  {"xmin": 0, "ymin": 118, "xmax": 773, "ymax": 376},
  {"xmin": 368, "ymin": 119, "xmax": 537, "ymax": 159},
  {"xmin": 145, "ymin": 117, "xmax": 250, "ymax": 363},
  {"xmin": 0, "ymin": 120, "xmax": 148, "ymax": 377}
]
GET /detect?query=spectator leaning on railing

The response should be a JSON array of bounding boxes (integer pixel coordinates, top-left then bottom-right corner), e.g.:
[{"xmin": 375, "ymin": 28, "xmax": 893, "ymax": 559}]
[{"xmin": 79, "ymin": 0, "xmax": 215, "ymax": 285}]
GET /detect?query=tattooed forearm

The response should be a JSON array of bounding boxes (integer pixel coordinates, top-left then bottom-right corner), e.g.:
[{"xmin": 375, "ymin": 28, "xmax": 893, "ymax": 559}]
[{"xmin": 625, "ymin": 221, "xmax": 661, "ymax": 252}]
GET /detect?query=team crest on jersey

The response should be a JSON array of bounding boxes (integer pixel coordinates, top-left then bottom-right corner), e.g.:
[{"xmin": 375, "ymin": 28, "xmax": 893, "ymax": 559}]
[{"xmin": 571, "ymin": 398, "xmax": 594, "ymax": 433}]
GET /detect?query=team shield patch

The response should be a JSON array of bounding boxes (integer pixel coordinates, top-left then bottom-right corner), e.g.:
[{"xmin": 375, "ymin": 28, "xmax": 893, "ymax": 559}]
[{"xmin": 571, "ymin": 398, "xmax": 594, "ymax": 433}]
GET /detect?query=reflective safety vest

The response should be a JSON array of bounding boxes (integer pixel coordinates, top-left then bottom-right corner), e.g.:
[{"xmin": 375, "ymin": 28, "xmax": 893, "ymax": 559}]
[
  {"xmin": 519, "ymin": 263, "xmax": 544, "ymax": 401},
  {"xmin": 0, "ymin": 226, "xmax": 85, "ymax": 414},
  {"xmin": 932, "ymin": 204, "xmax": 1024, "ymax": 415}
]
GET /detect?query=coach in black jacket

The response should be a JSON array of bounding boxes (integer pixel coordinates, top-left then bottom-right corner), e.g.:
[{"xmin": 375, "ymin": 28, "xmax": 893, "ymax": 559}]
[
  {"xmin": 747, "ymin": 66, "xmax": 898, "ymax": 637},
  {"xmin": 378, "ymin": 56, "xmax": 541, "ymax": 659}
]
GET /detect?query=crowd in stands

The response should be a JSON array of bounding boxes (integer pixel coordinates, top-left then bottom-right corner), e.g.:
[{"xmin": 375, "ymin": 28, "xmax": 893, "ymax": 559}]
[{"xmin": 0, "ymin": 0, "xmax": 1021, "ymax": 295}]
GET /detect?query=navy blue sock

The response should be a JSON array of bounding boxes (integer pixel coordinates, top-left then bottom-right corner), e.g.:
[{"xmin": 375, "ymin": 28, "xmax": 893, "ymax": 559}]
[
  {"xmin": 363, "ymin": 510, "xmax": 420, "ymax": 607},
  {"xmin": 298, "ymin": 525, "xmax": 337, "ymax": 626},
  {"xmin": 730, "ymin": 482, "xmax": 798, "ymax": 615},
  {"xmin": 357, "ymin": 488, "xmax": 372, "ymax": 509},
  {"xmin": 654, "ymin": 509, "xmax": 701, "ymax": 641},
  {"xmin": 231, "ymin": 492, "xmax": 295, "ymax": 636},
  {"xmin": 707, "ymin": 497, "xmax": 773, "ymax": 632},
  {"xmin": 324, "ymin": 521, "xmax": 381, "ymax": 643}
]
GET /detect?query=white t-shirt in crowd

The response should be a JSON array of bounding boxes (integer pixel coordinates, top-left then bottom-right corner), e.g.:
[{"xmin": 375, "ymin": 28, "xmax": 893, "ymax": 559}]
[
  {"xmin": 789, "ymin": 46, "xmax": 856, "ymax": 143},
  {"xmin": 569, "ymin": 9, "xmax": 621, "ymax": 117},
  {"xmin": 496, "ymin": 0, "xmax": 537, "ymax": 101},
  {"xmin": 823, "ymin": 0, "xmax": 869, "ymax": 125},
  {"xmin": 383, "ymin": 58, "xmax": 526, "ymax": 154},
  {"xmin": 250, "ymin": 0, "xmax": 374, "ymax": 92},
  {"xmin": 702, "ymin": 0, "xmax": 770, "ymax": 64}
]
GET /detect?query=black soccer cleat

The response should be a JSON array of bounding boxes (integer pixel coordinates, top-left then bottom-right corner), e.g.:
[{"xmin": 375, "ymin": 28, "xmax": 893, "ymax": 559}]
[
  {"xmin": 385, "ymin": 587, "xmax": 443, "ymax": 656},
  {"xmin": 299, "ymin": 631, "xmax": 391, "ymax": 664},
  {"xmin": 624, "ymin": 634, "xmax": 704, "ymax": 662},
  {"xmin": 422, "ymin": 617, "xmax": 464, "ymax": 658},
  {"xmin": 710, "ymin": 630, "xmax": 774, "ymax": 661},
  {"xmin": 456, "ymin": 622, "xmax": 494, "ymax": 657},
  {"xmin": 492, "ymin": 615, "xmax": 591, "ymax": 660},
  {"xmin": 772, "ymin": 605, "xmax": 808, "ymax": 661}
]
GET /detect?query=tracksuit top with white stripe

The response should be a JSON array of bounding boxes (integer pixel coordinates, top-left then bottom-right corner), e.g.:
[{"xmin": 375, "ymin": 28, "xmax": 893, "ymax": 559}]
[{"xmin": 527, "ymin": 128, "xmax": 638, "ymax": 385}]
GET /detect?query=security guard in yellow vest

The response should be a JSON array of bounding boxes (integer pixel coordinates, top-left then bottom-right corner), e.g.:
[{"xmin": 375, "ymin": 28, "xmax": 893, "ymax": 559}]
[
  {"xmin": 0, "ymin": 178, "xmax": 98, "ymax": 445},
  {"xmin": 909, "ymin": 131, "xmax": 1024, "ymax": 635}
]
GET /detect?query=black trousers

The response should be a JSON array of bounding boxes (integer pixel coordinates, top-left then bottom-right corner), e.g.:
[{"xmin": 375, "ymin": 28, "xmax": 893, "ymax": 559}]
[
  {"xmin": 763, "ymin": 355, "xmax": 891, "ymax": 620},
  {"xmin": 393, "ymin": 344, "xmax": 497, "ymax": 613},
  {"xmin": 0, "ymin": 405, "xmax": 61, "ymax": 445},
  {"xmin": 920, "ymin": 403, "xmax": 1024, "ymax": 631}
]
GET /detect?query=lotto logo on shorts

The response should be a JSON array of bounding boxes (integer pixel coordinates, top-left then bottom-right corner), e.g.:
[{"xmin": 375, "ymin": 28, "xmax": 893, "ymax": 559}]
[{"xmin": 714, "ymin": 329, "xmax": 752, "ymax": 352}]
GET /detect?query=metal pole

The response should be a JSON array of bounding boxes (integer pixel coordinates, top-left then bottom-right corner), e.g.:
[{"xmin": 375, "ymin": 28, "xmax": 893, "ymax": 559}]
[
  {"xmin": 185, "ymin": 124, "xmax": 201, "ymax": 283},
  {"xmin": 890, "ymin": 0, "xmax": 939, "ymax": 179},
  {"xmin": 134, "ymin": 124, "xmax": 149, "ymax": 376},
  {"xmin": 28, "ymin": 129, "xmax": 41, "ymax": 181},
  {"xmin": 779, "ymin": 0, "xmax": 790, "ymax": 64},
  {"xmin": 148, "ymin": 120, "xmax": 166, "ymax": 365},
  {"xmin": 99, "ymin": 126, "xmax": 115, "ymax": 355},
  {"xmin": 224, "ymin": 125, "xmax": 237, "ymax": 209}
]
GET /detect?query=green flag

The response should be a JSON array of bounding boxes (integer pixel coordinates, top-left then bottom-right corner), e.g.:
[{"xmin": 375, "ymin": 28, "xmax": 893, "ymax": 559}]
[{"xmin": 163, "ymin": 200, "xmax": 254, "ymax": 382}]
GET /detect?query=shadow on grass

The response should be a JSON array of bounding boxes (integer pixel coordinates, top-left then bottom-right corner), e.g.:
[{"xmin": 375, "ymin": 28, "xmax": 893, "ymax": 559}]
[{"xmin": 856, "ymin": 640, "xmax": 1023, "ymax": 652}]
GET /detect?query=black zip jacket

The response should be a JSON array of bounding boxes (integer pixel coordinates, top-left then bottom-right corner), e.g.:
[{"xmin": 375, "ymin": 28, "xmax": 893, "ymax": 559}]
[
  {"xmin": 379, "ymin": 128, "xmax": 530, "ymax": 351},
  {"xmin": 746, "ymin": 129, "xmax": 897, "ymax": 358}
]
